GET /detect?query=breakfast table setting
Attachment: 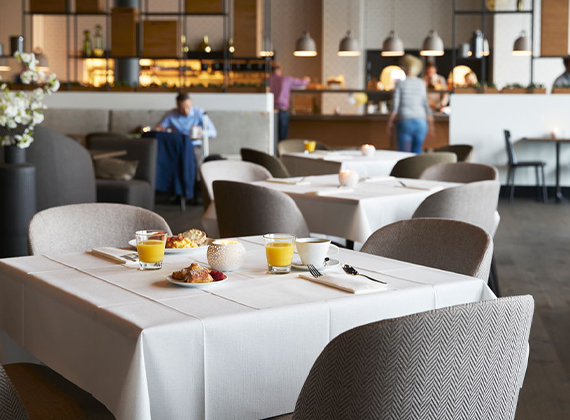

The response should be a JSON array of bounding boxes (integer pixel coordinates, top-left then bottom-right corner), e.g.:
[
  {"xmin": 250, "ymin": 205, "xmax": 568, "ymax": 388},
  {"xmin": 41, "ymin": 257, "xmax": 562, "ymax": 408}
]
[{"xmin": 0, "ymin": 227, "xmax": 495, "ymax": 420}]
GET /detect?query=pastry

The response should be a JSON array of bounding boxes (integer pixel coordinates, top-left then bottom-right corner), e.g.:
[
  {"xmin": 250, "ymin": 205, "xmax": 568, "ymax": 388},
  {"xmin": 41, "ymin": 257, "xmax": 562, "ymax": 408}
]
[{"xmin": 182, "ymin": 229, "xmax": 207, "ymax": 246}]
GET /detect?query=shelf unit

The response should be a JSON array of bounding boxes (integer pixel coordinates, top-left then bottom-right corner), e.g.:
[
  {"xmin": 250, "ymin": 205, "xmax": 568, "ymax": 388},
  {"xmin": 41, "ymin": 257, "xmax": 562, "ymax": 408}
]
[
  {"xmin": 451, "ymin": 0, "xmax": 535, "ymax": 86},
  {"xmin": 21, "ymin": 0, "xmax": 272, "ymax": 92}
]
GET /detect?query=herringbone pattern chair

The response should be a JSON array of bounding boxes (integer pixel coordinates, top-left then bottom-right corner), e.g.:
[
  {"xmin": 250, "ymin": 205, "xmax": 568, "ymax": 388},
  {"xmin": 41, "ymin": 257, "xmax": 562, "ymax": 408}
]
[
  {"xmin": 0, "ymin": 363, "xmax": 28, "ymax": 419},
  {"xmin": 419, "ymin": 162, "xmax": 498, "ymax": 183},
  {"xmin": 434, "ymin": 144, "xmax": 474, "ymax": 162},
  {"xmin": 291, "ymin": 295, "xmax": 534, "ymax": 420},
  {"xmin": 361, "ymin": 218, "xmax": 493, "ymax": 281},
  {"xmin": 389, "ymin": 152, "xmax": 457, "ymax": 179}
]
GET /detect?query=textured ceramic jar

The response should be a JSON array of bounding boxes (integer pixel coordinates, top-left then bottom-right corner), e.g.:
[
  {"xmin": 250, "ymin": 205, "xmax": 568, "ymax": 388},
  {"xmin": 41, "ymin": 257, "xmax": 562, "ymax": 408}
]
[{"xmin": 207, "ymin": 240, "xmax": 246, "ymax": 272}]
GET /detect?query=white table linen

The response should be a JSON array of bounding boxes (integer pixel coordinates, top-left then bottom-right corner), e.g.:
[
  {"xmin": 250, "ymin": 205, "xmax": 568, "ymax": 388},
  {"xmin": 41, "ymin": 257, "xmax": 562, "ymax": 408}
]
[
  {"xmin": 0, "ymin": 238, "xmax": 494, "ymax": 420},
  {"xmin": 281, "ymin": 150, "xmax": 414, "ymax": 177},
  {"xmin": 252, "ymin": 175, "xmax": 459, "ymax": 243}
]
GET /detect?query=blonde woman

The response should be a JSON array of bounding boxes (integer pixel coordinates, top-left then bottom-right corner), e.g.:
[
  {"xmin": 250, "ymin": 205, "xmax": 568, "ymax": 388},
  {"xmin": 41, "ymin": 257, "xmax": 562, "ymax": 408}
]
[{"xmin": 387, "ymin": 55, "xmax": 434, "ymax": 153}]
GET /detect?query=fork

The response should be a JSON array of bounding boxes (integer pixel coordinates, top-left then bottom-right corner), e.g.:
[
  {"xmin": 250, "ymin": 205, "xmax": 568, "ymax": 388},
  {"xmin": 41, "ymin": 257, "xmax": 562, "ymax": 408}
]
[
  {"xmin": 121, "ymin": 253, "xmax": 138, "ymax": 262},
  {"xmin": 307, "ymin": 264, "xmax": 324, "ymax": 278}
]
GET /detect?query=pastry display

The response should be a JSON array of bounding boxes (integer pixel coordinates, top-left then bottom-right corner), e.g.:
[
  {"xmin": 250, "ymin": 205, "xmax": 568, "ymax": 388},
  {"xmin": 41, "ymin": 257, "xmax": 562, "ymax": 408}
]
[{"xmin": 171, "ymin": 262, "xmax": 226, "ymax": 283}]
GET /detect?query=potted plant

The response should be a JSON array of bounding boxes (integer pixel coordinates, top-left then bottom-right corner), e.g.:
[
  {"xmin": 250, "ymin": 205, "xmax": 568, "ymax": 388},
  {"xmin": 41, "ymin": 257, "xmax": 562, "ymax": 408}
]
[
  {"xmin": 141, "ymin": 83, "xmax": 178, "ymax": 92},
  {"xmin": 552, "ymin": 83, "xmax": 570, "ymax": 94},
  {"xmin": 453, "ymin": 84, "xmax": 479, "ymax": 94},
  {"xmin": 501, "ymin": 83, "xmax": 527, "ymax": 94},
  {"xmin": 183, "ymin": 83, "xmax": 223, "ymax": 93},
  {"xmin": 527, "ymin": 83, "xmax": 546, "ymax": 94},
  {"xmin": 478, "ymin": 82, "xmax": 499, "ymax": 94},
  {"xmin": 110, "ymin": 81, "xmax": 135, "ymax": 92}
]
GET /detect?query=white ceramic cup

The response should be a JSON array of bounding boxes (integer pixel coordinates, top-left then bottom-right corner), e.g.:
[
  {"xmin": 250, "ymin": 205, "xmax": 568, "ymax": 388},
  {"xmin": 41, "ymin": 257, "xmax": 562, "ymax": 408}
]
[{"xmin": 296, "ymin": 238, "xmax": 339, "ymax": 267}]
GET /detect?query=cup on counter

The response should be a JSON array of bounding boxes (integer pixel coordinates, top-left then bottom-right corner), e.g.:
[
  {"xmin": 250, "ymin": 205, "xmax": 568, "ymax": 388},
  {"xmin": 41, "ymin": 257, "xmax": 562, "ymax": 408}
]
[
  {"xmin": 339, "ymin": 169, "xmax": 359, "ymax": 187},
  {"xmin": 296, "ymin": 238, "xmax": 339, "ymax": 268},
  {"xmin": 304, "ymin": 140, "xmax": 316, "ymax": 153},
  {"xmin": 135, "ymin": 230, "xmax": 167, "ymax": 270},
  {"xmin": 264, "ymin": 233, "xmax": 295, "ymax": 274}
]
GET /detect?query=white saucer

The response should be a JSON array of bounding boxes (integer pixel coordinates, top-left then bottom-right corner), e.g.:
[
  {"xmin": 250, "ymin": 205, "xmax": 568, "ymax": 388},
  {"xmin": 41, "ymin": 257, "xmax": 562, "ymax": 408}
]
[
  {"xmin": 291, "ymin": 259, "xmax": 340, "ymax": 271},
  {"xmin": 166, "ymin": 275, "xmax": 228, "ymax": 288}
]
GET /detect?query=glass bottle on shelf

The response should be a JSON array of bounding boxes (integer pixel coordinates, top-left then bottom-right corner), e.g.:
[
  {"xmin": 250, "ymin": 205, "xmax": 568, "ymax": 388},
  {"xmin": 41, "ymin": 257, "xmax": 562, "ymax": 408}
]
[
  {"xmin": 83, "ymin": 30, "xmax": 92, "ymax": 58},
  {"xmin": 93, "ymin": 25, "xmax": 104, "ymax": 57},
  {"xmin": 517, "ymin": 0, "xmax": 524, "ymax": 11},
  {"xmin": 199, "ymin": 36, "xmax": 212, "ymax": 53},
  {"xmin": 228, "ymin": 38, "xmax": 235, "ymax": 54}
]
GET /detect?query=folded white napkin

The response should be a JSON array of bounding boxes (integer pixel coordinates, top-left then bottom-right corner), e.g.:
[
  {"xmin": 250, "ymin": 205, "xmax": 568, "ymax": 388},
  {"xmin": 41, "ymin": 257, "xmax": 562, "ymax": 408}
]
[
  {"xmin": 361, "ymin": 176, "xmax": 395, "ymax": 183},
  {"xmin": 305, "ymin": 188, "xmax": 355, "ymax": 197},
  {"xmin": 299, "ymin": 274, "xmax": 387, "ymax": 294},
  {"xmin": 266, "ymin": 177, "xmax": 310, "ymax": 185},
  {"xmin": 91, "ymin": 247, "xmax": 139, "ymax": 268},
  {"xmin": 394, "ymin": 185, "xmax": 443, "ymax": 192}
]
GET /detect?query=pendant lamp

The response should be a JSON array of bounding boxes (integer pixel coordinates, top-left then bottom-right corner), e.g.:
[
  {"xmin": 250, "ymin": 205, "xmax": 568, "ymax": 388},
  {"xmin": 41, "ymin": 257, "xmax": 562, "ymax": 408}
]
[
  {"xmin": 420, "ymin": 30, "xmax": 444, "ymax": 56},
  {"xmin": 294, "ymin": 31, "xmax": 317, "ymax": 57},
  {"xmin": 338, "ymin": 31, "xmax": 360, "ymax": 56},
  {"xmin": 470, "ymin": 30, "xmax": 484, "ymax": 59},
  {"xmin": 512, "ymin": 31, "xmax": 531, "ymax": 55},
  {"xmin": 382, "ymin": 31, "xmax": 404, "ymax": 56},
  {"xmin": 458, "ymin": 43, "xmax": 470, "ymax": 59},
  {"xmin": 260, "ymin": 0, "xmax": 274, "ymax": 57}
]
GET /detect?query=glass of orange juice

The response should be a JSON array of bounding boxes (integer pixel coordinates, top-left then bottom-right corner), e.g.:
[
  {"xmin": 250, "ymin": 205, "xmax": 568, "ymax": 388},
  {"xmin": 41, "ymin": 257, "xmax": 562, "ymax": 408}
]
[
  {"xmin": 264, "ymin": 233, "xmax": 295, "ymax": 274},
  {"xmin": 304, "ymin": 140, "xmax": 316, "ymax": 153},
  {"xmin": 135, "ymin": 230, "xmax": 168, "ymax": 270}
]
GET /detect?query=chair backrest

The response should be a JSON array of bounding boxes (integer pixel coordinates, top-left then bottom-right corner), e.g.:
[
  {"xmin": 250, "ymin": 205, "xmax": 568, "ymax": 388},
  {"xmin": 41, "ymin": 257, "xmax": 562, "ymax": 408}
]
[
  {"xmin": 504, "ymin": 130, "xmax": 517, "ymax": 165},
  {"xmin": 86, "ymin": 135, "xmax": 158, "ymax": 187},
  {"xmin": 389, "ymin": 152, "xmax": 457, "ymax": 179},
  {"xmin": 277, "ymin": 139, "xmax": 329, "ymax": 156},
  {"xmin": 213, "ymin": 180, "xmax": 309, "ymax": 238},
  {"xmin": 241, "ymin": 148, "xmax": 290, "ymax": 178},
  {"xmin": 434, "ymin": 144, "xmax": 474, "ymax": 162},
  {"xmin": 200, "ymin": 160, "xmax": 272, "ymax": 209},
  {"xmin": 28, "ymin": 203, "xmax": 172, "ymax": 255},
  {"xmin": 292, "ymin": 295, "xmax": 534, "ymax": 420},
  {"xmin": 0, "ymin": 363, "xmax": 29, "ymax": 420},
  {"xmin": 26, "ymin": 127, "xmax": 96, "ymax": 212},
  {"xmin": 419, "ymin": 162, "xmax": 499, "ymax": 183},
  {"xmin": 412, "ymin": 181, "xmax": 500, "ymax": 235},
  {"xmin": 360, "ymin": 218, "xmax": 493, "ymax": 280}
]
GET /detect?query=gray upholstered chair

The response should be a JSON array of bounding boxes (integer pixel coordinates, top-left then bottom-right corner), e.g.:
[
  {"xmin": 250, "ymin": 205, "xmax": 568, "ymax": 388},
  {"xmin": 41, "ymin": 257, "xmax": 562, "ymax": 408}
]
[
  {"xmin": 1, "ymin": 362, "xmax": 115, "ymax": 419},
  {"xmin": 420, "ymin": 162, "xmax": 499, "ymax": 183},
  {"xmin": 389, "ymin": 152, "xmax": 457, "ymax": 179},
  {"xmin": 28, "ymin": 203, "xmax": 171, "ymax": 255},
  {"xmin": 86, "ymin": 135, "xmax": 158, "ymax": 210},
  {"xmin": 241, "ymin": 148, "xmax": 290, "ymax": 178},
  {"xmin": 361, "ymin": 218, "xmax": 493, "ymax": 280},
  {"xmin": 26, "ymin": 126, "xmax": 96, "ymax": 212},
  {"xmin": 213, "ymin": 180, "xmax": 309, "ymax": 238},
  {"xmin": 434, "ymin": 144, "xmax": 475, "ymax": 162},
  {"xmin": 277, "ymin": 139, "xmax": 329, "ymax": 156},
  {"xmin": 200, "ymin": 161, "xmax": 272, "ymax": 238},
  {"xmin": 290, "ymin": 295, "xmax": 534, "ymax": 420}
]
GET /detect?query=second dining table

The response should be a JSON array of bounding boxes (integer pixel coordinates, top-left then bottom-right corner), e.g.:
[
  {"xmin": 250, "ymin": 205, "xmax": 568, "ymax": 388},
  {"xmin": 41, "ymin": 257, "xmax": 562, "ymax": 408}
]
[{"xmin": 0, "ymin": 236, "xmax": 494, "ymax": 420}]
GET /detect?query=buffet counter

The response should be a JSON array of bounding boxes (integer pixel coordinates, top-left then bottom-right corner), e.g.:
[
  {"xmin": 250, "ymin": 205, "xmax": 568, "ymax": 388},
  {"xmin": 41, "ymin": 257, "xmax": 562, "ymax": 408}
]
[{"xmin": 288, "ymin": 114, "xmax": 449, "ymax": 150}]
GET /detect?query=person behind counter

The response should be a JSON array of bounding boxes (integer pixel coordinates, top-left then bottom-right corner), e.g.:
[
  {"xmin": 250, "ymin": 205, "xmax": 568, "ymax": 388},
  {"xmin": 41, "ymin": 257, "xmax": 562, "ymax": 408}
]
[
  {"xmin": 387, "ymin": 55, "xmax": 434, "ymax": 154},
  {"xmin": 553, "ymin": 57, "xmax": 570, "ymax": 88},
  {"xmin": 154, "ymin": 93, "xmax": 217, "ymax": 138},
  {"xmin": 269, "ymin": 63, "xmax": 310, "ymax": 141},
  {"xmin": 424, "ymin": 63, "xmax": 449, "ymax": 112}
]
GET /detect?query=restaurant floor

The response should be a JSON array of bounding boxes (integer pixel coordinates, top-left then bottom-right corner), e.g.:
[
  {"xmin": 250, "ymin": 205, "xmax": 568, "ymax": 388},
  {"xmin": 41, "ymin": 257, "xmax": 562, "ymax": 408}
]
[{"xmin": 155, "ymin": 197, "xmax": 570, "ymax": 419}]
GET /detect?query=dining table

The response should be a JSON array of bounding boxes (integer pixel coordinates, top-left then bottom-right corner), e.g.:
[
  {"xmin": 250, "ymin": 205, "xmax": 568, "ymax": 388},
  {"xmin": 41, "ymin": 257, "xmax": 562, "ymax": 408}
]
[
  {"xmin": 280, "ymin": 150, "xmax": 414, "ymax": 177},
  {"xmin": 0, "ymin": 236, "xmax": 494, "ymax": 420},
  {"xmin": 524, "ymin": 137, "xmax": 570, "ymax": 202}
]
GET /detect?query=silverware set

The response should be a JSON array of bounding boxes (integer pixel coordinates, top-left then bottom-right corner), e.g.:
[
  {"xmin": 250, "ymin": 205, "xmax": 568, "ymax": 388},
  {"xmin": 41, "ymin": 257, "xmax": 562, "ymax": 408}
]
[
  {"xmin": 121, "ymin": 253, "xmax": 138, "ymax": 262},
  {"xmin": 307, "ymin": 263, "xmax": 387, "ymax": 285}
]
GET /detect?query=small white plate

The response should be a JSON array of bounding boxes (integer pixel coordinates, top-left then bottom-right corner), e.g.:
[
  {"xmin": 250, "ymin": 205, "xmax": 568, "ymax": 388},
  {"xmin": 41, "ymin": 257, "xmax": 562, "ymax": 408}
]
[
  {"xmin": 166, "ymin": 275, "xmax": 228, "ymax": 288},
  {"xmin": 129, "ymin": 238, "xmax": 212, "ymax": 254},
  {"xmin": 291, "ymin": 259, "xmax": 341, "ymax": 271}
]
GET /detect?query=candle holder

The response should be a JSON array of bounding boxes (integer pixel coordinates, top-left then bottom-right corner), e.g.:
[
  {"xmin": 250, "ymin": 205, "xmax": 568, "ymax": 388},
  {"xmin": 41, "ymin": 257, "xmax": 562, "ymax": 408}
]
[
  {"xmin": 360, "ymin": 144, "xmax": 376, "ymax": 157},
  {"xmin": 339, "ymin": 169, "xmax": 359, "ymax": 187},
  {"xmin": 207, "ymin": 240, "xmax": 246, "ymax": 272},
  {"xmin": 551, "ymin": 128, "xmax": 559, "ymax": 139}
]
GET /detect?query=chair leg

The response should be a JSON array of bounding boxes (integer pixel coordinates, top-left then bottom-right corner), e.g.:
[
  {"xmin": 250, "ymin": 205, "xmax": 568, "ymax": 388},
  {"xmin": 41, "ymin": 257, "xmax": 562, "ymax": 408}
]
[
  {"xmin": 540, "ymin": 165, "xmax": 548, "ymax": 203},
  {"xmin": 488, "ymin": 255, "xmax": 501, "ymax": 297},
  {"xmin": 535, "ymin": 166, "xmax": 541, "ymax": 201},
  {"xmin": 505, "ymin": 166, "xmax": 512, "ymax": 200},
  {"xmin": 509, "ymin": 167, "xmax": 516, "ymax": 203}
]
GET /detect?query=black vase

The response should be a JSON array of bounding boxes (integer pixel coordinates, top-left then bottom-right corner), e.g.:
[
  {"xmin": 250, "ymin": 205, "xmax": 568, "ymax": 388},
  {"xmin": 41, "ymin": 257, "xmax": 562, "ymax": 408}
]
[{"xmin": 4, "ymin": 144, "xmax": 26, "ymax": 164}]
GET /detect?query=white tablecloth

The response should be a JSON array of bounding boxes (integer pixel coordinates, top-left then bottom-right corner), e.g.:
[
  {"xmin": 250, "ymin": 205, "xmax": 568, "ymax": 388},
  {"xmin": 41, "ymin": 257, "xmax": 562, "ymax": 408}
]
[
  {"xmin": 0, "ymin": 237, "xmax": 494, "ymax": 420},
  {"xmin": 281, "ymin": 150, "xmax": 414, "ymax": 177},
  {"xmin": 251, "ymin": 175, "xmax": 459, "ymax": 243}
]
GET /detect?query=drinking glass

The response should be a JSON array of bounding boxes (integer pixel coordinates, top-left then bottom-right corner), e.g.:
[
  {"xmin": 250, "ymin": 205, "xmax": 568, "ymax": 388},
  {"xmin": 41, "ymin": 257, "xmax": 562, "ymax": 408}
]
[
  {"xmin": 304, "ymin": 140, "xmax": 316, "ymax": 153},
  {"xmin": 264, "ymin": 233, "xmax": 295, "ymax": 274},
  {"xmin": 135, "ymin": 230, "xmax": 168, "ymax": 270}
]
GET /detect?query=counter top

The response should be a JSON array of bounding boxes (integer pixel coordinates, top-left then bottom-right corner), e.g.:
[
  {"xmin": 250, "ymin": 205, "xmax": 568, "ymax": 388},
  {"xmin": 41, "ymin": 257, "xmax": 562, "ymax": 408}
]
[{"xmin": 290, "ymin": 113, "xmax": 449, "ymax": 121}]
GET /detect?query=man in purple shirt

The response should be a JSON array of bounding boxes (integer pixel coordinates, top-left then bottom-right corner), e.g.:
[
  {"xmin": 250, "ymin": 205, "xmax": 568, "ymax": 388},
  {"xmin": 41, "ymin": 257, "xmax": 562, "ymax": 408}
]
[{"xmin": 269, "ymin": 63, "xmax": 310, "ymax": 141}]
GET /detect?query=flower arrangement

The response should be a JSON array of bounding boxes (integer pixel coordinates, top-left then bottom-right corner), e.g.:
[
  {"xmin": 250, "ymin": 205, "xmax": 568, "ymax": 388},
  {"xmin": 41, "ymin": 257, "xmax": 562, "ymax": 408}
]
[{"xmin": 0, "ymin": 52, "xmax": 60, "ymax": 149}]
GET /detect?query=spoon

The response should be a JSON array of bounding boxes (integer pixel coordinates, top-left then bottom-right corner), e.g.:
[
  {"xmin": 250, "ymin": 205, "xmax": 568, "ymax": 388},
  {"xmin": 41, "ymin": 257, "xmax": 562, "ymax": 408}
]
[{"xmin": 342, "ymin": 264, "xmax": 387, "ymax": 284}]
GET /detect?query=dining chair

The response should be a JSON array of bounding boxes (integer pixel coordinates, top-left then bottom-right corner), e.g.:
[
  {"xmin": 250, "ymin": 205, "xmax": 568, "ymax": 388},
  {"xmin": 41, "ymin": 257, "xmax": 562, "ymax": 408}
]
[
  {"xmin": 1, "ymin": 362, "xmax": 115, "ymax": 419},
  {"xmin": 289, "ymin": 295, "xmax": 534, "ymax": 420},
  {"xmin": 434, "ymin": 144, "xmax": 475, "ymax": 162},
  {"xmin": 200, "ymin": 160, "xmax": 272, "ymax": 237},
  {"xmin": 277, "ymin": 139, "xmax": 329, "ymax": 156},
  {"xmin": 389, "ymin": 152, "xmax": 457, "ymax": 179},
  {"xmin": 504, "ymin": 130, "xmax": 547, "ymax": 203},
  {"xmin": 28, "ymin": 203, "xmax": 172, "ymax": 255},
  {"xmin": 361, "ymin": 218, "xmax": 493, "ymax": 281},
  {"xmin": 241, "ymin": 148, "xmax": 291, "ymax": 178},
  {"xmin": 213, "ymin": 180, "xmax": 309, "ymax": 238},
  {"xmin": 86, "ymin": 135, "xmax": 158, "ymax": 210},
  {"xmin": 419, "ymin": 162, "xmax": 498, "ymax": 183}
]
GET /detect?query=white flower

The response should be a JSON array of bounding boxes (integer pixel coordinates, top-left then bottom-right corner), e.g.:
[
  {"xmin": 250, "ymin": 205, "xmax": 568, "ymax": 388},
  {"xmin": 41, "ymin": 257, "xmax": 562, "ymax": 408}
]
[
  {"xmin": 19, "ymin": 52, "xmax": 32, "ymax": 63},
  {"xmin": 20, "ymin": 70, "xmax": 35, "ymax": 85},
  {"xmin": 7, "ymin": 119, "xmax": 17, "ymax": 129},
  {"xmin": 0, "ymin": 136, "xmax": 11, "ymax": 146},
  {"xmin": 32, "ymin": 112, "xmax": 44, "ymax": 125}
]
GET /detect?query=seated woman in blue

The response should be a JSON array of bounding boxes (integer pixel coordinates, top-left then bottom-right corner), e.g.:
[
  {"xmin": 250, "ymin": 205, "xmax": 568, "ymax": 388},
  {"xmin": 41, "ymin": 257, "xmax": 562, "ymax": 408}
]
[{"xmin": 154, "ymin": 93, "xmax": 217, "ymax": 138}]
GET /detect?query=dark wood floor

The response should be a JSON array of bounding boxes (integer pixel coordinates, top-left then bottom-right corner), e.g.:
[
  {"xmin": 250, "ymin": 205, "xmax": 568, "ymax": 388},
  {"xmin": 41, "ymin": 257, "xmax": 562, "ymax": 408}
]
[{"xmin": 155, "ymin": 196, "xmax": 570, "ymax": 419}]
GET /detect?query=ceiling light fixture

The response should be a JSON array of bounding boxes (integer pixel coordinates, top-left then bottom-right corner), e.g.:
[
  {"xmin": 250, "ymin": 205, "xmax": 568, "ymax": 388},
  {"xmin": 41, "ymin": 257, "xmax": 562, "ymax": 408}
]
[{"xmin": 294, "ymin": 31, "xmax": 317, "ymax": 57}]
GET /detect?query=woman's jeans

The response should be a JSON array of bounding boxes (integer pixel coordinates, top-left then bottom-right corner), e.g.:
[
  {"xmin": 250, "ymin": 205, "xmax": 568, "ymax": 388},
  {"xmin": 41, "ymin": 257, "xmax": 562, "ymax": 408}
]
[{"xmin": 397, "ymin": 118, "xmax": 427, "ymax": 153}]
